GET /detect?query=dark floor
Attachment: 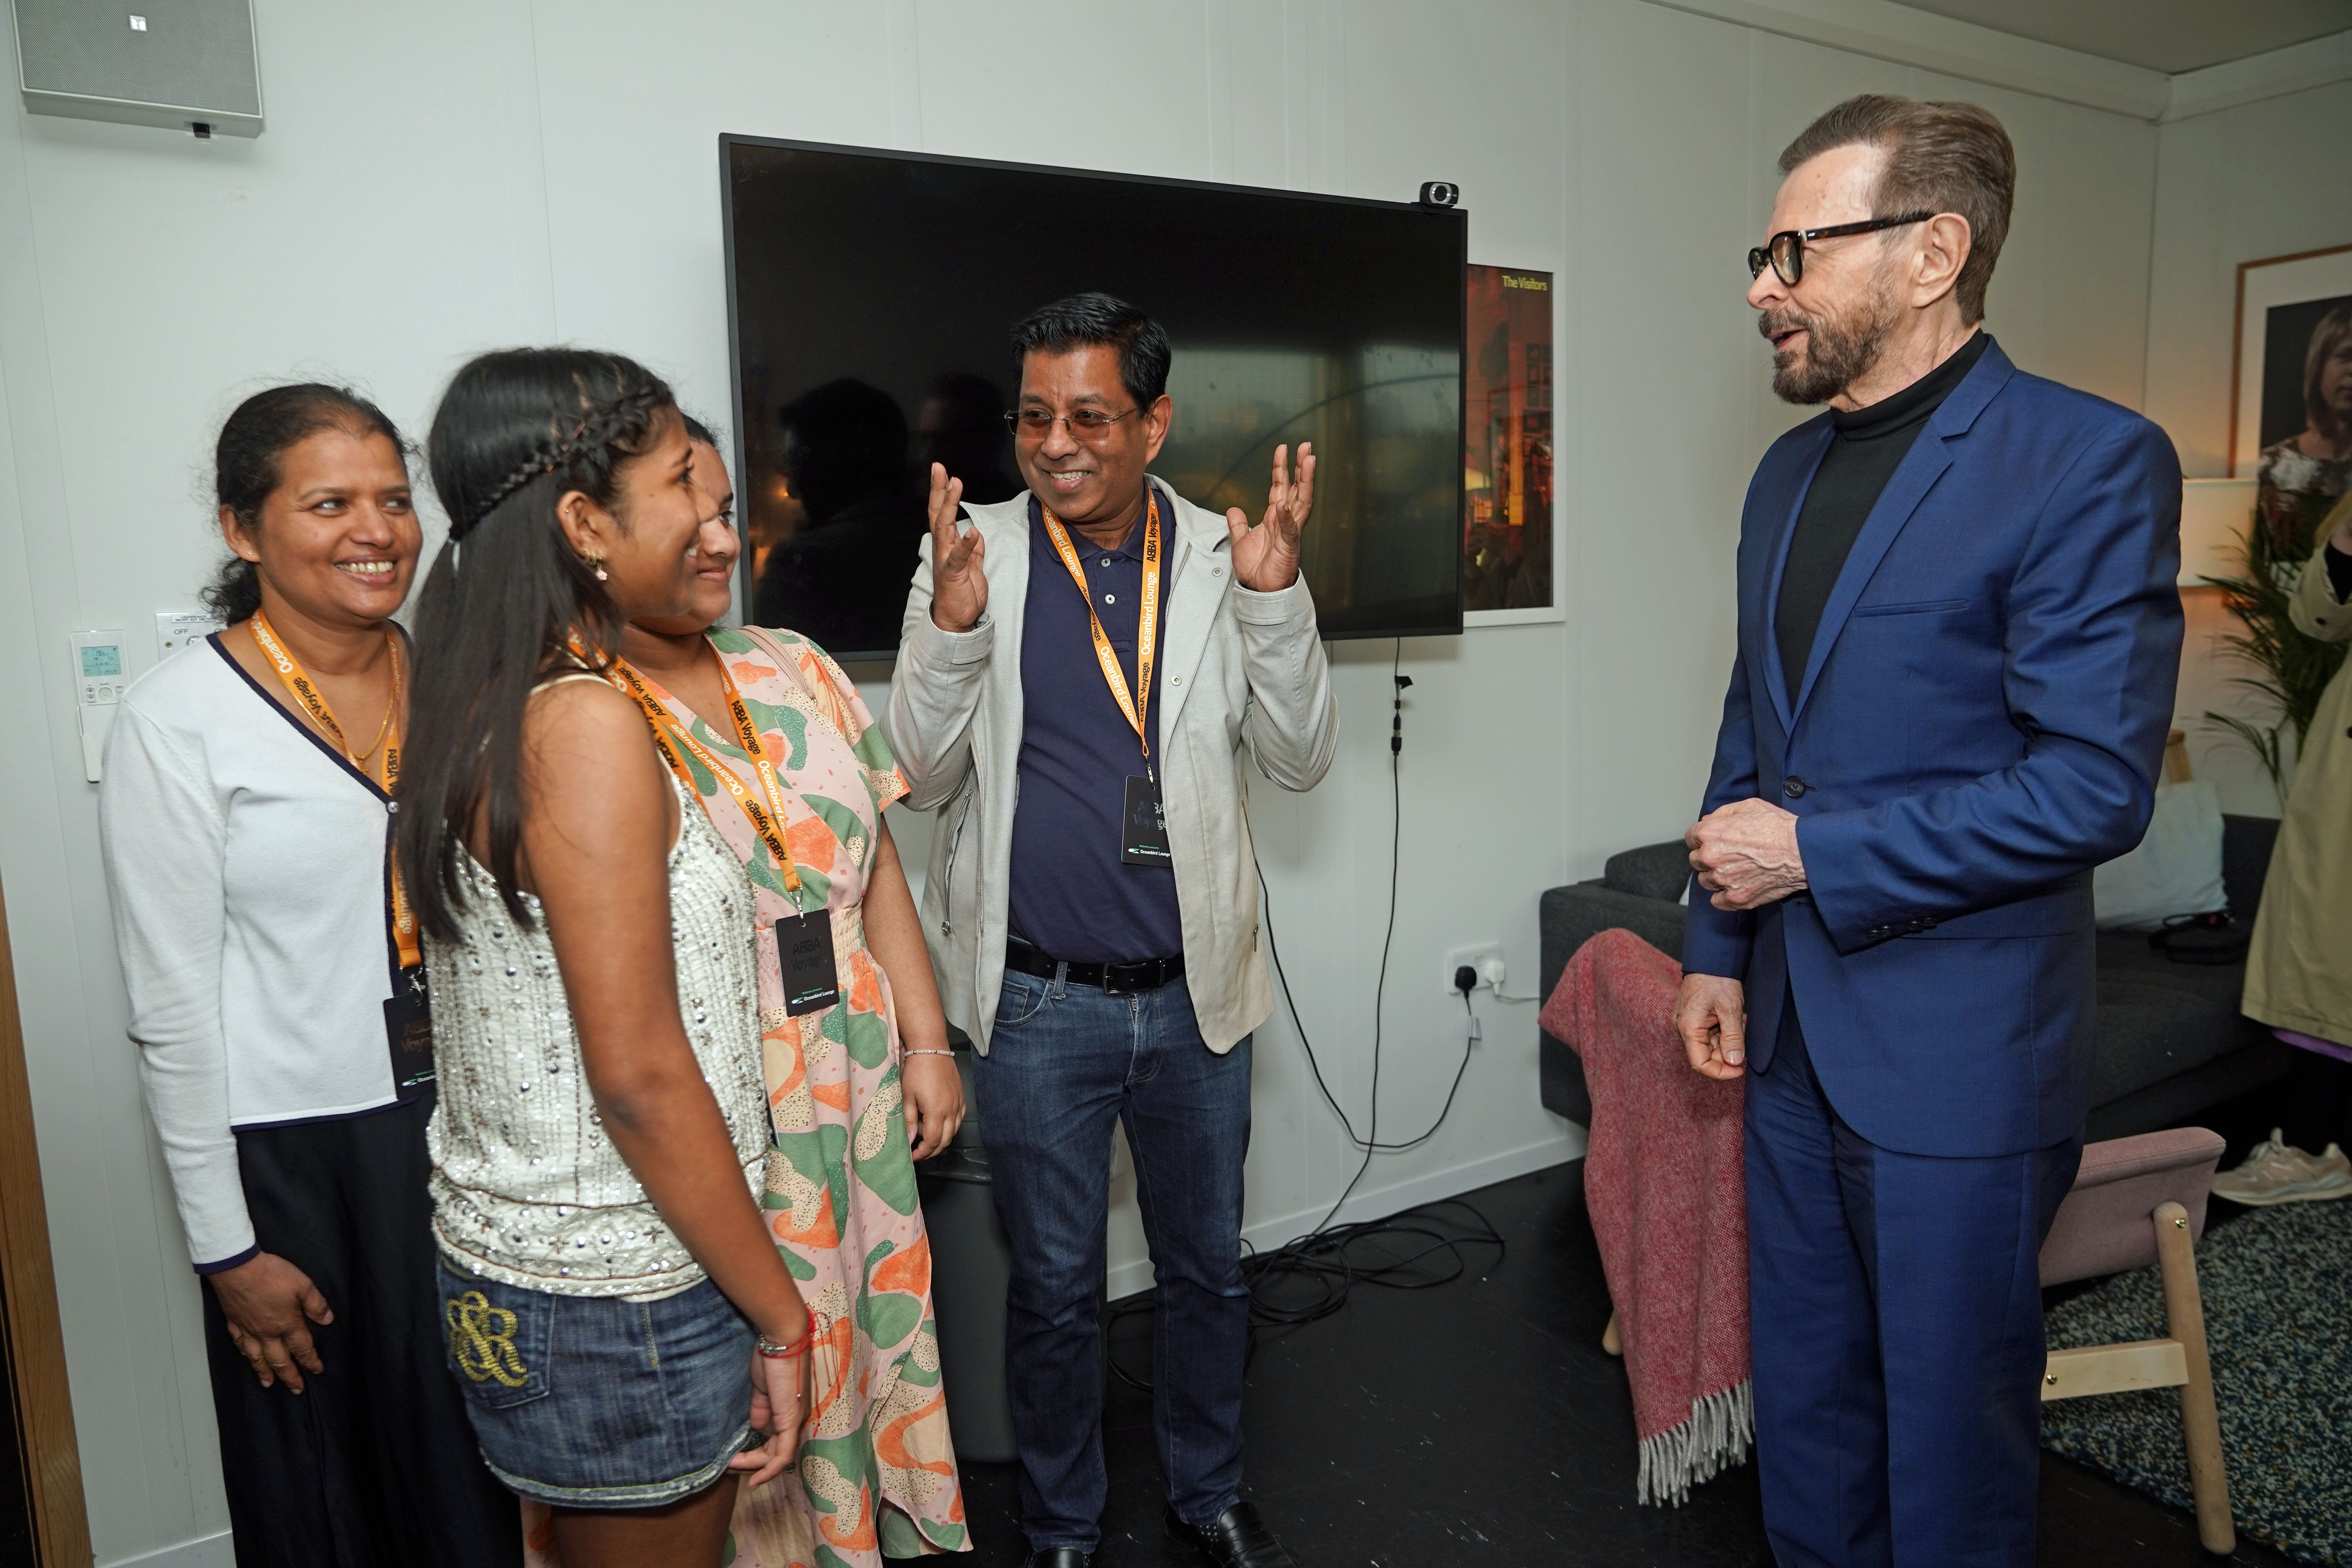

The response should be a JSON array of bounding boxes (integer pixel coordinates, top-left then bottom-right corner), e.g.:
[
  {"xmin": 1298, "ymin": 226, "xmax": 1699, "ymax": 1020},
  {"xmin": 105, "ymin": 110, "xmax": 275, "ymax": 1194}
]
[{"xmin": 956, "ymin": 1076, "xmax": 2314, "ymax": 1567}]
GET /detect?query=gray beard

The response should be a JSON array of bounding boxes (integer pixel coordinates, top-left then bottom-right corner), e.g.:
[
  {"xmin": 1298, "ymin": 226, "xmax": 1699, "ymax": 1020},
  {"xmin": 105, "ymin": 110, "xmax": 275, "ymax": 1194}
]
[{"xmin": 1768, "ymin": 291, "xmax": 1898, "ymax": 405}]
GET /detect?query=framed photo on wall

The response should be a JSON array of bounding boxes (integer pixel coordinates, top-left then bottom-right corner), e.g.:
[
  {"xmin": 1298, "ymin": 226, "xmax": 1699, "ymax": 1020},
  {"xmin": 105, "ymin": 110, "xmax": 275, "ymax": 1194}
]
[
  {"xmin": 2230, "ymin": 243, "xmax": 2352, "ymax": 565},
  {"xmin": 1464, "ymin": 261, "xmax": 1563, "ymax": 625}
]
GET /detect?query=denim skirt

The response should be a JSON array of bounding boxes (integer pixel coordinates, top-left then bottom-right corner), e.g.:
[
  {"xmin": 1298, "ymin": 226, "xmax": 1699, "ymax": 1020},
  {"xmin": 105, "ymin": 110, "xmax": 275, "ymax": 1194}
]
[{"xmin": 436, "ymin": 1259, "xmax": 756, "ymax": 1508}]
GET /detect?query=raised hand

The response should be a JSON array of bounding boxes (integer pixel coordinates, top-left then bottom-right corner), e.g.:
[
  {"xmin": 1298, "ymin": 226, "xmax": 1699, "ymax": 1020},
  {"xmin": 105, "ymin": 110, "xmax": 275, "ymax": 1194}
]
[
  {"xmin": 1225, "ymin": 442, "xmax": 1316, "ymax": 593},
  {"xmin": 925, "ymin": 463, "xmax": 986, "ymax": 633}
]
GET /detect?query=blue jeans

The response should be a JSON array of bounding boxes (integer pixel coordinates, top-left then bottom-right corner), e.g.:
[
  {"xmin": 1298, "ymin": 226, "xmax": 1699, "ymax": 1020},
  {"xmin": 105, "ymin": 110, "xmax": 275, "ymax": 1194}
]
[
  {"xmin": 1746, "ymin": 998, "xmax": 2080, "ymax": 1568},
  {"xmin": 973, "ymin": 970, "xmax": 1252, "ymax": 1554}
]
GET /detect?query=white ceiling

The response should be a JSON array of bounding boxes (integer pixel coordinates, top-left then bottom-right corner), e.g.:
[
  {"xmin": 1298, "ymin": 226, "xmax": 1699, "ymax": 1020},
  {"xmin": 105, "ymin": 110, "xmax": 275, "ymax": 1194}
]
[{"xmin": 1892, "ymin": 0, "xmax": 2352, "ymax": 73}]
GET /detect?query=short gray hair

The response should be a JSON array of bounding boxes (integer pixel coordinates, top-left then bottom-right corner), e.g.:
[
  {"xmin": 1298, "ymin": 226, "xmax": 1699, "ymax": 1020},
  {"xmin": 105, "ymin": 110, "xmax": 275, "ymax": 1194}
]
[{"xmin": 1778, "ymin": 94, "xmax": 2015, "ymax": 324}]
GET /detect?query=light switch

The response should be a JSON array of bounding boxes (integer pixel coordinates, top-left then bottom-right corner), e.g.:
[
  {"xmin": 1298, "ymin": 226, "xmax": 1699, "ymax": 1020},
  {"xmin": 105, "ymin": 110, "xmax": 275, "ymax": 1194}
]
[{"xmin": 156, "ymin": 609, "xmax": 223, "ymax": 660}]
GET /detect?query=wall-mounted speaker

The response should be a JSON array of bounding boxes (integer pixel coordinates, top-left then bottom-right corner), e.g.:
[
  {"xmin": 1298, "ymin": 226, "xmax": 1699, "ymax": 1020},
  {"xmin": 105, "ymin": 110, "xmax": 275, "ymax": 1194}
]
[{"xmin": 12, "ymin": 0, "xmax": 262, "ymax": 138}]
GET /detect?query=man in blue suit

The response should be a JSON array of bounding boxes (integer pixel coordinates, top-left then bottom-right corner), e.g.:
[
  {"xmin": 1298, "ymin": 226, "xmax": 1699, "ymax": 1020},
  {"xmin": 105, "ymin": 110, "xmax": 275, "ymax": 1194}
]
[{"xmin": 1677, "ymin": 96, "xmax": 2183, "ymax": 1566}]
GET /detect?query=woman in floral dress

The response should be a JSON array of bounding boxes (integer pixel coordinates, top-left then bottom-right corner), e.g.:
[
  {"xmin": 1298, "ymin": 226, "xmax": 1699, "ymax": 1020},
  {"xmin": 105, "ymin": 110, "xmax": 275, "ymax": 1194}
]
[{"xmin": 523, "ymin": 425, "xmax": 967, "ymax": 1566}]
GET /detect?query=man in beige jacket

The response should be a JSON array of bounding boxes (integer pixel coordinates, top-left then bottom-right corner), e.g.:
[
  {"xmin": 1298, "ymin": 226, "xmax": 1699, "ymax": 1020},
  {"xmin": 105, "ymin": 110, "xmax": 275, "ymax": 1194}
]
[{"xmin": 885, "ymin": 294, "xmax": 1335, "ymax": 1568}]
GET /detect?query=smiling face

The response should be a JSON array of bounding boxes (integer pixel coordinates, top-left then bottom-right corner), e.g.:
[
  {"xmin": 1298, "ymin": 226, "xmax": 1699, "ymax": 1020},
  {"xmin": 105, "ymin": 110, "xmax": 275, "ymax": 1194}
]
[
  {"xmin": 221, "ymin": 425, "xmax": 419, "ymax": 629},
  {"xmin": 629, "ymin": 437, "xmax": 741, "ymax": 636},
  {"xmin": 1748, "ymin": 143, "xmax": 1904, "ymax": 406},
  {"xmin": 558, "ymin": 407, "xmax": 710, "ymax": 624},
  {"xmin": 1013, "ymin": 344, "xmax": 1171, "ymax": 528}
]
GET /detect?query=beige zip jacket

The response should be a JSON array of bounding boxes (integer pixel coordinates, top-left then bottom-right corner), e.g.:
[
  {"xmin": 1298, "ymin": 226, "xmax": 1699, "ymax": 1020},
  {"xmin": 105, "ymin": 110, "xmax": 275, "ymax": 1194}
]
[{"xmin": 884, "ymin": 478, "xmax": 1338, "ymax": 1054}]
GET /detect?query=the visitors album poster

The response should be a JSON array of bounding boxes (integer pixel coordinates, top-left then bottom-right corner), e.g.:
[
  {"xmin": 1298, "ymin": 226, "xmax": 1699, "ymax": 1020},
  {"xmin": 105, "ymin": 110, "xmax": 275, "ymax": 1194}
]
[{"xmin": 1463, "ymin": 265, "xmax": 1555, "ymax": 617}]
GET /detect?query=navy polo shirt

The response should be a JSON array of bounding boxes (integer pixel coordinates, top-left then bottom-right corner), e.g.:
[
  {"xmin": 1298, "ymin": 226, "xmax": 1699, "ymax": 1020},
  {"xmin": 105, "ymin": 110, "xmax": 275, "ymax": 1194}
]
[{"xmin": 1005, "ymin": 482, "xmax": 1185, "ymax": 964}]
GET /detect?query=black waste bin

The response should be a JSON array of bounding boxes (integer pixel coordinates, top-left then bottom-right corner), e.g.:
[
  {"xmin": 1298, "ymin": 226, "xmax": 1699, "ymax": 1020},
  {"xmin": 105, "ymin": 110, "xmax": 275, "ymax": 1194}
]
[{"xmin": 917, "ymin": 1035, "xmax": 1018, "ymax": 1463}]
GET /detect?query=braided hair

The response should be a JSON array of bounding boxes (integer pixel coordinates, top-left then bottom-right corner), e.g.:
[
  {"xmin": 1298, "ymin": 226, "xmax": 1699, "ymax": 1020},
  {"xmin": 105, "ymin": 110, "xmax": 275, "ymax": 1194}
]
[{"xmin": 397, "ymin": 348, "xmax": 679, "ymax": 936}]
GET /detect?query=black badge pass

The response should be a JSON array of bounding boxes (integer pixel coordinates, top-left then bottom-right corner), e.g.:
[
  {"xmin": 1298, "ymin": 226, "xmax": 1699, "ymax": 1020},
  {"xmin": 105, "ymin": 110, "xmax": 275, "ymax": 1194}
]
[
  {"xmin": 383, "ymin": 966, "xmax": 435, "ymax": 1100},
  {"xmin": 779, "ymin": 910, "xmax": 841, "ymax": 1016},
  {"xmin": 1121, "ymin": 775, "xmax": 1172, "ymax": 866}
]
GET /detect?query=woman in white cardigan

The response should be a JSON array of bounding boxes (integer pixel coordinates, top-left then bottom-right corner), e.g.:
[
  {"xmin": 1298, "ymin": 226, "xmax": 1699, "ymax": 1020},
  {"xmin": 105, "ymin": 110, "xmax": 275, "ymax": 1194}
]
[{"xmin": 99, "ymin": 385, "xmax": 516, "ymax": 1567}]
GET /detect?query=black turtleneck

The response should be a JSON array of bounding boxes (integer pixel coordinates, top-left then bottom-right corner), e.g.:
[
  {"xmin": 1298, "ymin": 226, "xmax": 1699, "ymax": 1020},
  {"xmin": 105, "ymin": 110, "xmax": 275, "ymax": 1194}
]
[{"xmin": 1777, "ymin": 331, "xmax": 1993, "ymax": 689}]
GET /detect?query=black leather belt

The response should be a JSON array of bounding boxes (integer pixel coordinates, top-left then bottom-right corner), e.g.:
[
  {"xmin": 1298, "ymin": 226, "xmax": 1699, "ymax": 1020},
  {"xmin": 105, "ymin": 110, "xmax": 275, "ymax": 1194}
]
[{"xmin": 1004, "ymin": 936, "xmax": 1185, "ymax": 996}]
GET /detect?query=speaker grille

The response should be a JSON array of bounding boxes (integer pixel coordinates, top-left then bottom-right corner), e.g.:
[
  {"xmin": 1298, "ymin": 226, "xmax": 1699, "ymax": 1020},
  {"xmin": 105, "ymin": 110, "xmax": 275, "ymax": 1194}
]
[{"xmin": 15, "ymin": 0, "xmax": 259, "ymax": 118}]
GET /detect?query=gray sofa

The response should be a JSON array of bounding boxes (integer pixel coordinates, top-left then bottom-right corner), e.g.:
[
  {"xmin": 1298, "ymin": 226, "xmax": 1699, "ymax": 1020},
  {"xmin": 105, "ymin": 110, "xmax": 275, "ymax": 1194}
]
[{"xmin": 1536, "ymin": 816, "xmax": 2293, "ymax": 1143}]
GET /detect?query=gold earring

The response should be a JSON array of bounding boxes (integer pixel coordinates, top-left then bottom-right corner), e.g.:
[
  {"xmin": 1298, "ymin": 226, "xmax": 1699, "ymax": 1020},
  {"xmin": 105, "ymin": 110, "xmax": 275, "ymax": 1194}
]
[{"xmin": 583, "ymin": 552, "xmax": 608, "ymax": 582}]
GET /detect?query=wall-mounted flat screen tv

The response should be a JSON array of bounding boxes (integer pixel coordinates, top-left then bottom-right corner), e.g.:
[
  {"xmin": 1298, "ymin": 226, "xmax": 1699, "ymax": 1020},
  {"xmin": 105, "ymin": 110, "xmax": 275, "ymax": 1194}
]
[{"xmin": 721, "ymin": 136, "xmax": 1466, "ymax": 660}]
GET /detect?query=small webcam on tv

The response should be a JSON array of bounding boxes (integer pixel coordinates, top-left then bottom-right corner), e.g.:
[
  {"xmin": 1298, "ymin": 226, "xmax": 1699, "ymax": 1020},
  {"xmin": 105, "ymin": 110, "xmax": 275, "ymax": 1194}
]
[{"xmin": 1417, "ymin": 181, "xmax": 1459, "ymax": 209}]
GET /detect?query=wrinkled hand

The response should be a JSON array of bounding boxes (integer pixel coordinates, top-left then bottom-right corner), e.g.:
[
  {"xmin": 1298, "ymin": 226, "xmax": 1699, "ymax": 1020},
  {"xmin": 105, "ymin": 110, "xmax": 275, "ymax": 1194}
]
[
  {"xmin": 209, "ymin": 1252, "xmax": 332, "ymax": 1392},
  {"xmin": 1686, "ymin": 797, "xmax": 1807, "ymax": 911},
  {"xmin": 735, "ymin": 1341, "xmax": 810, "ymax": 1487},
  {"xmin": 925, "ymin": 463, "xmax": 986, "ymax": 633},
  {"xmin": 1225, "ymin": 443, "xmax": 1315, "ymax": 592},
  {"xmin": 901, "ymin": 1052, "xmax": 966, "ymax": 1160},
  {"xmin": 1675, "ymin": 973, "xmax": 1748, "ymax": 1080}
]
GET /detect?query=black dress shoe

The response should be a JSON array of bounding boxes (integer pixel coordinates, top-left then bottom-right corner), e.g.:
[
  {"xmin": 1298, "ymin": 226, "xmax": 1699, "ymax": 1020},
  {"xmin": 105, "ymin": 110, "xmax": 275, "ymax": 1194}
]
[
  {"xmin": 1165, "ymin": 1501, "xmax": 1305, "ymax": 1568},
  {"xmin": 1021, "ymin": 1551, "xmax": 1091, "ymax": 1568}
]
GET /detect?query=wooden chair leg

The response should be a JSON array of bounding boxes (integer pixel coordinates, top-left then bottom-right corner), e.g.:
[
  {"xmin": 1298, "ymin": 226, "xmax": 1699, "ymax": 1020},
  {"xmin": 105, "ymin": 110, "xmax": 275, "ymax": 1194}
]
[
  {"xmin": 2154, "ymin": 1200, "xmax": 2234, "ymax": 1555},
  {"xmin": 1601, "ymin": 1310, "xmax": 1622, "ymax": 1357}
]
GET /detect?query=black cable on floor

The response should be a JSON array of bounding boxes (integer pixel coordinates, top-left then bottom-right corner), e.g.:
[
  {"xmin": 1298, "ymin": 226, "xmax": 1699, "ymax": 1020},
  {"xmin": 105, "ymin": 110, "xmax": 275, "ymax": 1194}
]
[
  {"xmin": 1107, "ymin": 1197, "xmax": 1506, "ymax": 1390},
  {"xmin": 1108, "ymin": 641, "xmax": 1501, "ymax": 1391}
]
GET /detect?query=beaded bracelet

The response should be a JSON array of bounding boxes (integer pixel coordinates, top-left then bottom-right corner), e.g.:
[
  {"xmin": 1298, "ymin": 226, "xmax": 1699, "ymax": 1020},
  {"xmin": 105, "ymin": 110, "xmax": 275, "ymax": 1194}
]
[
  {"xmin": 756, "ymin": 1332, "xmax": 809, "ymax": 1360},
  {"xmin": 903, "ymin": 1047, "xmax": 956, "ymax": 1060}
]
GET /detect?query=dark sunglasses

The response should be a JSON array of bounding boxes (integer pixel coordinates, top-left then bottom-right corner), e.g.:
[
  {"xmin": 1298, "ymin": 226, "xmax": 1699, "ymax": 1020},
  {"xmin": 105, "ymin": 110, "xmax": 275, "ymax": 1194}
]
[
  {"xmin": 1005, "ymin": 406, "xmax": 1141, "ymax": 440},
  {"xmin": 1748, "ymin": 211, "xmax": 1935, "ymax": 286}
]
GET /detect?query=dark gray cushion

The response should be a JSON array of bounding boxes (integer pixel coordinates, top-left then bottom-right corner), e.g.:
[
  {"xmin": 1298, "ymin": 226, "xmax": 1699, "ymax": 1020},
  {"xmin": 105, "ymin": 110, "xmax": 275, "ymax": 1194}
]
[{"xmin": 1604, "ymin": 841, "xmax": 1692, "ymax": 903}]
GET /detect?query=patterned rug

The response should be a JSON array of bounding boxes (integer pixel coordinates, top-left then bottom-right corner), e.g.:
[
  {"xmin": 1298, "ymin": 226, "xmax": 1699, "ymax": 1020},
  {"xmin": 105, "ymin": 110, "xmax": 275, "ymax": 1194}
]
[{"xmin": 2042, "ymin": 1198, "xmax": 2352, "ymax": 1565}]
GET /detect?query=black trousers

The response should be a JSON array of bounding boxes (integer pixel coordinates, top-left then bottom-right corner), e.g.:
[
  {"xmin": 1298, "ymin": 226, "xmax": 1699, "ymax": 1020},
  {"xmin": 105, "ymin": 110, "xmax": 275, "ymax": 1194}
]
[{"xmin": 203, "ymin": 1091, "xmax": 519, "ymax": 1568}]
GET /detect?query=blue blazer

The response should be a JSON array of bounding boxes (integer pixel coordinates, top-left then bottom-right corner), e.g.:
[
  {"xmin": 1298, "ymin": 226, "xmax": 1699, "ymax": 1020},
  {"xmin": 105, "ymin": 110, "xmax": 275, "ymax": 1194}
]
[{"xmin": 1685, "ymin": 340, "xmax": 2185, "ymax": 1158}]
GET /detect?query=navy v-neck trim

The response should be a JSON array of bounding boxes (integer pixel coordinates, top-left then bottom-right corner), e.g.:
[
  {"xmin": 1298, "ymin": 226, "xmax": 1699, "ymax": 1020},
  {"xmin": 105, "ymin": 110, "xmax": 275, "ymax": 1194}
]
[{"xmin": 209, "ymin": 632, "xmax": 391, "ymax": 802}]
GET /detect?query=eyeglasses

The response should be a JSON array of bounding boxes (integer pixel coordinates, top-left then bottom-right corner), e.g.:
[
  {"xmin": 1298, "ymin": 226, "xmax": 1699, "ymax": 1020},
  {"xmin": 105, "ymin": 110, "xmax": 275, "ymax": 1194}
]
[
  {"xmin": 1748, "ymin": 211, "xmax": 1935, "ymax": 286},
  {"xmin": 1005, "ymin": 405, "xmax": 1142, "ymax": 441}
]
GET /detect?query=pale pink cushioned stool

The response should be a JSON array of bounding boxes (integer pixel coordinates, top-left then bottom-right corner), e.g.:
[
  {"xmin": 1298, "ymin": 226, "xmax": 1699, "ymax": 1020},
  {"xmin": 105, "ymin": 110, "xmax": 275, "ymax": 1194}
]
[{"xmin": 2037, "ymin": 1126, "xmax": 2234, "ymax": 1554}]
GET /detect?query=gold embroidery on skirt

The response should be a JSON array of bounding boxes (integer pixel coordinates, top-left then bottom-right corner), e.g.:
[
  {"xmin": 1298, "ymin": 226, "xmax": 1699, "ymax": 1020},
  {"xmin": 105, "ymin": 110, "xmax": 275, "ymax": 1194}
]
[{"xmin": 445, "ymin": 1291, "xmax": 528, "ymax": 1386}]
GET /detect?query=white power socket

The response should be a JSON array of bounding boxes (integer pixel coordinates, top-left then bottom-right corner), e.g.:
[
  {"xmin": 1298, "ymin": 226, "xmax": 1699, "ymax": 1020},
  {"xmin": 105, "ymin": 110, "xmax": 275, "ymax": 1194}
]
[{"xmin": 1441, "ymin": 942, "xmax": 1505, "ymax": 997}]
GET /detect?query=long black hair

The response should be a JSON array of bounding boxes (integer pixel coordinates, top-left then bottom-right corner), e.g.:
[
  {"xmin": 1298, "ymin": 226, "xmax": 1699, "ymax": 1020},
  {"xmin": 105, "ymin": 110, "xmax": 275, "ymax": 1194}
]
[
  {"xmin": 205, "ymin": 384, "xmax": 406, "ymax": 622},
  {"xmin": 396, "ymin": 347, "xmax": 677, "ymax": 938}
]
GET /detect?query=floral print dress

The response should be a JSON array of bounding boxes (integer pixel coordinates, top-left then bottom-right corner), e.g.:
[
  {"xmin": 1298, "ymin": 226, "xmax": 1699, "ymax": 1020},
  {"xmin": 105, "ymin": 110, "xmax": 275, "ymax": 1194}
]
[{"xmin": 520, "ymin": 625, "xmax": 966, "ymax": 1567}]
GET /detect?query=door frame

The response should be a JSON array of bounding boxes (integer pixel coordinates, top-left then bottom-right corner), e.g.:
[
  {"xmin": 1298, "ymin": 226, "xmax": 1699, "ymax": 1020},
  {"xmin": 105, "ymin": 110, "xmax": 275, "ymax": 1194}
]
[{"xmin": 0, "ymin": 873, "xmax": 90, "ymax": 1565}]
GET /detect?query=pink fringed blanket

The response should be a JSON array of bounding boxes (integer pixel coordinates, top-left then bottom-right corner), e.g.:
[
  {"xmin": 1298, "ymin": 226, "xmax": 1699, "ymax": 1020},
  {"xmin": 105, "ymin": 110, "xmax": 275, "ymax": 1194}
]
[{"xmin": 1542, "ymin": 927, "xmax": 1751, "ymax": 1505}]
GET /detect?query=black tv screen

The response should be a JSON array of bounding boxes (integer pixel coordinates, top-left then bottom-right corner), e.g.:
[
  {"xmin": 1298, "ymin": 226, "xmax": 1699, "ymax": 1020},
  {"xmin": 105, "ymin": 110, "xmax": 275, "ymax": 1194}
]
[{"xmin": 720, "ymin": 136, "xmax": 1465, "ymax": 659}]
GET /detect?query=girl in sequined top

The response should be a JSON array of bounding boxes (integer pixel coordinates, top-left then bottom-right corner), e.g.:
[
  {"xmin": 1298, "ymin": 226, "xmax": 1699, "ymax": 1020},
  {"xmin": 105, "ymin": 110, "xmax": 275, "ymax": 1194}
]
[{"xmin": 397, "ymin": 349, "xmax": 811, "ymax": 1568}]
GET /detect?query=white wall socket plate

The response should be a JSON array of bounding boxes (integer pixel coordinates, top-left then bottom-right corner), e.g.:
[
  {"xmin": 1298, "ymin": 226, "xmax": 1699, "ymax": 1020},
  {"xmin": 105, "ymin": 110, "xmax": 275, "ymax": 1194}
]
[
  {"xmin": 1442, "ymin": 942, "xmax": 1504, "ymax": 996},
  {"xmin": 156, "ymin": 609, "xmax": 223, "ymax": 659}
]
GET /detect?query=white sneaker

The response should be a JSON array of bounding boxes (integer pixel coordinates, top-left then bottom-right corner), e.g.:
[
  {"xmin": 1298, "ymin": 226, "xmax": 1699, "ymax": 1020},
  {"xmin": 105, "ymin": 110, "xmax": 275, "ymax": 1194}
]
[{"xmin": 2210, "ymin": 1128, "xmax": 2352, "ymax": 1206}]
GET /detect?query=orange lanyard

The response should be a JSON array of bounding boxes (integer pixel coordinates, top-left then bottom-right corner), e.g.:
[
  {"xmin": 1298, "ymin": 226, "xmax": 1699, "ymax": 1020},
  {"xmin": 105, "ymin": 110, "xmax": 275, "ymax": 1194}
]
[
  {"xmin": 249, "ymin": 612, "xmax": 420, "ymax": 968},
  {"xmin": 575, "ymin": 635, "xmax": 809, "ymax": 914},
  {"xmin": 1039, "ymin": 490, "xmax": 1162, "ymax": 779}
]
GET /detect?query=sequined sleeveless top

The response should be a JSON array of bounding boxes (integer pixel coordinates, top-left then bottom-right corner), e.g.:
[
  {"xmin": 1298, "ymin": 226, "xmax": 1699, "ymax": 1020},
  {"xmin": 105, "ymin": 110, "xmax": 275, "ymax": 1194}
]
[{"xmin": 426, "ymin": 773, "xmax": 769, "ymax": 1298}]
